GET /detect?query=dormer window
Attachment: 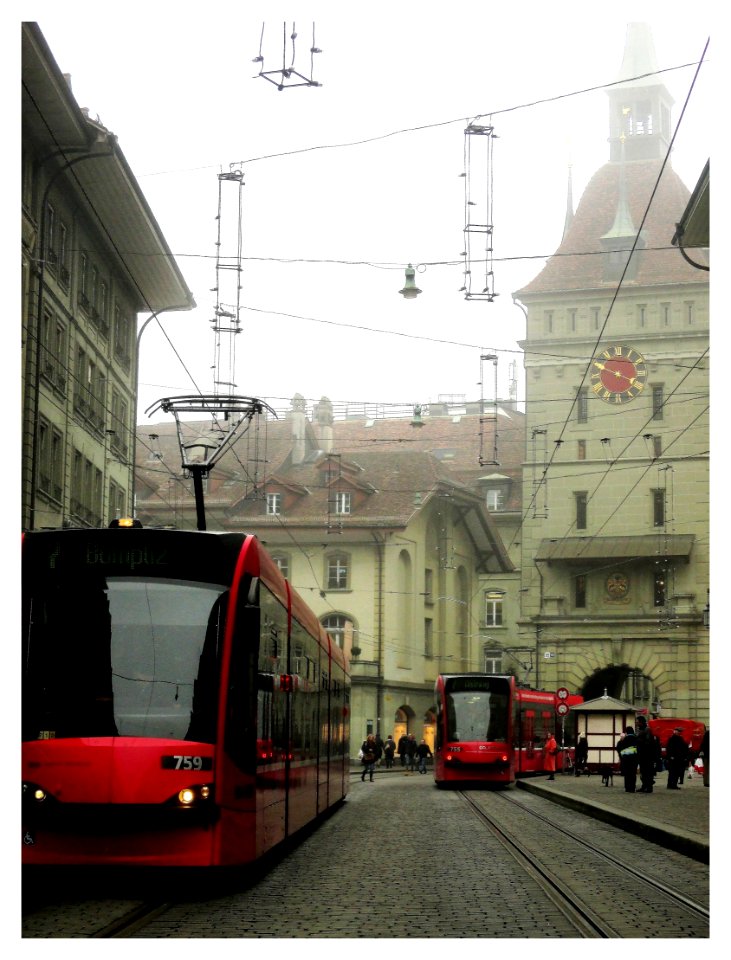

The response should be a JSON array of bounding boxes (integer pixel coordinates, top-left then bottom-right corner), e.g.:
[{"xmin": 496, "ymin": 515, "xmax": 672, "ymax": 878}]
[
  {"xmin": 486, "ymin": 488, "xmax": 504, "ymax": 511},
  {"xmin": 480, "ymin": 473, "xmax": 510, "ymax": 512},
  {"xmin": 266, "ymin": 493, "xmax": 282, "ymax": 515},
  {"xmin": 334, "ymin": 492, "xmax": 351, "ymax": 515}
]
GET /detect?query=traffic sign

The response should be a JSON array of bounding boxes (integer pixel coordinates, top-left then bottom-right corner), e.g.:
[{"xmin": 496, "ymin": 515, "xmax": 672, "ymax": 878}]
[
  {"xmin": 556, "ymin": 702, "xmax": 570, "ymax": 717},
  {"xmin": 556, "ymin": 687, "xmax": 569, "ymax": 700}
]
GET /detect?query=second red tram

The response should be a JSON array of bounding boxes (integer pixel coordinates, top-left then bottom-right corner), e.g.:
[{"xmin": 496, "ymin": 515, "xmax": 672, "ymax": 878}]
[
  {"xmin": 434, "ymin": 674, "xmax": 582, "ymax": 786},
  {"xmin": 22, "ymin": 525, "xmax": 350, "ymax": 868}
]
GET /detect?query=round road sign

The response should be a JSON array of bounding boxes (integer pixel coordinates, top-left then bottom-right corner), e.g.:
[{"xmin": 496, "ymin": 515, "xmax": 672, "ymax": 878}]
[
  {"xmin": 556, "ymin": 702, "xmax": 570, "ymax": 717},
  {"xmin": 556, "ymin": 687, "xmax": 570, "ymax": 700}
]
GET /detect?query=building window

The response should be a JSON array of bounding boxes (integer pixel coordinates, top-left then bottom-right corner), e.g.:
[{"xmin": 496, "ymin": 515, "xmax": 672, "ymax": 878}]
[
  {"xmin": 653, "ymin": 566, "xmax": 667, "ymax": 607},
  {"xmin": 271, "ymin": 554, "xmax": 290, "ymax": 578},
  {"xmin": 592, "ymin": 307, "xmax": 601, "ymax": 331},
  {"xmin": 37, "ymin": 418, "xmax": 64, "ymax": 502},
  {"xmin": 577, "ymin": 387, "xmax": 588, "ymax": 423},
  {"xmin": 577, "ymin": 440, "xmax": 586, "ymax": 460},
  {"xmin": 57, "ymin": 221, "xmax": 69, "ymax": 285},
  {"xmin": 486, "ymin": 488, "xmax": 504, "ymax": 511},
  {"xmin": 327, "ymin": 554, "xmax": 349, "ymax": 590},
  {"xmin": 424, "ymin": 568, "xmax": 434, "ymax": 602},
  {"xmin": 114, "ymin": 304, "xmax": 131, "ymax": 363},
  {"xmin": 321, "ymin": 614, "xmax": 352, "ymax": 649},
  {"xmin": 484, "ymin": 648, "xmax": 503, "ymax": 673},
  {"xmin": 652, "ymin": 489, "xmax": 665, "ymax": 527},
  {"xmin": 568, "ymin": 309, "xmax": 577, "ymax": 332},
  {"xmin": 574, "ymin": 575, "xmax": 587, "ymax": 609},
  {"xmin": 424, "ymin": 618, "xmax": 434, "ymax": 659},
  {"xmin": 485, "ymin": 593, "xmax": 504, "ymax": 627},
  {"xmin": 334, "ymin": 491, "xmax": 351, "ymax": 515},
  {"xmin": 109, "ymin": 479, "xmax": 126, "ymax": 523},
  {"xmin": 652, "ymin": 385, "xmax": 664, "ymax": 421},
  {"xmin": 637, "ymin": 304, "xmax": 646, "ymax": 328},
  {"xmin": 685, "ymin": 301, "xmax": 694, "ymax": 325},
  {"xmin": 266, "ymin": 492, "xmax": 282, "ymax": 515},
  {"xmin": 544, "ymin": 310, "xmax": 553, "ymax": 334},
  {"xmin": 575, "ymin": 492, "xmax": 588, "ymax": 530},
  {"xmin": 661, "ymin": 302, "xmax": 671, "ymax": 327},
  {"xmin": 653, "ymin": 435, "xmax": 662, "ymax": 459}
]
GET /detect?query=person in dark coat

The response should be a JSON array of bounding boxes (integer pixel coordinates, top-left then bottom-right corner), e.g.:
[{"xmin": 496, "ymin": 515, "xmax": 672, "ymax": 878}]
[
  {"xmin": 397, "ymin": 733, "xmax": 409, "ymax": 767},
  {"xmin": 666, "ymin": 728, "xmax": 689, "ymax": 789},
  {"xmin": 574, "ymin": 736, "xmax": 589, "ymax": 776},
  {"xmin": 360, "ymin": 734, "xmax": 381, "ymax": 782},
  {"xmin": 405, "ymin": 734, "xmax": 418, "ymax": 771},
  {"xmin": 635, "ymin": 715, "xmax": 655, "ymax": 792},
  {"xmin": 616, "ymin": 726, "xmax": 639, "ymax": 793},
  {"xmin": 415, "ymin": 739, "xmax": 433, "ymax": 774},
  {"xmin": 383, "ymin": 735, "xmax": 396, "ymax": 769}
]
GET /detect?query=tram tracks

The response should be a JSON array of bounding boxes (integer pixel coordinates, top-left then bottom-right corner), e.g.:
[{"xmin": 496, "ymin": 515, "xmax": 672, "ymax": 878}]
[{"xmin": 459, "ymin": 789, "xmax": 709, "ymax": 938}]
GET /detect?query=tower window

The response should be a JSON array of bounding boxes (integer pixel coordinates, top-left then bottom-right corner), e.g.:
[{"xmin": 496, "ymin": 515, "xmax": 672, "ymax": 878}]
[
  {"xmin": 575, "ymin": 492, "xmax": 588, "ymax": 530},
  {"xmin": 577, "ymin": 388, "xmax": 588, "ymax": 424},
  {"xmin": 574, "ymin": 575, "xmax": 587, "ymax": 609}
]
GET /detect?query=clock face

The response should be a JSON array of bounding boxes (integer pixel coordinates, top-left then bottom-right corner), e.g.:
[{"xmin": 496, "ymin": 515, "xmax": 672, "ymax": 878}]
[{"xmin": 591, "ymin": 344, "xmax": 647, "ymax": 404}]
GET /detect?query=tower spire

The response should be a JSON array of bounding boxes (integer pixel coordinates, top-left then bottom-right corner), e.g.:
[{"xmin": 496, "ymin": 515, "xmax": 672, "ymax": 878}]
[{"xmin": 607, "ymin": 22, "xmax": 674, "ymax": 162}]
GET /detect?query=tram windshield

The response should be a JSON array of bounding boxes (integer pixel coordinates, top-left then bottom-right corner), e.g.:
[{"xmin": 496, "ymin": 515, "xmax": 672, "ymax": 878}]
[
  {"xmin": 23, "ymin": 577, "xmax": 226, "ymax": 743},
  {"xmin": 444, "ymin": 676, "xmax": 510, "ymax": 742}
]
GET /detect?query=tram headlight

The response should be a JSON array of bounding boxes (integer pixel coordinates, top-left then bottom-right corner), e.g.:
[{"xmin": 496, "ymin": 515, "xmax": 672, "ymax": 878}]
[
  {"xmin": 23, "ymin": 782, "xmax": 48, "ymax": 803},
  {"xmin": 175, "ymin": 784, "xmax": 214, "ymax": 806}
]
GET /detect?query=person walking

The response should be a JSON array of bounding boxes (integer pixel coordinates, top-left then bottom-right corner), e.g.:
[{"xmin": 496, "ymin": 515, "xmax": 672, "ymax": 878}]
[
  {"xmin": 397, "ymin": 733, "xmax": 409, "ymax": 767},
  {"xmin": 416, "ymin": 739, "xmax": 433, "ymax": 774},
  {"xmin": 543, "ymin": 732, "xmax": 557, "ymax": 781},
  {"xmin": 635, "ymin": 715, "xmax": 655, "ymax": 792},
  {"xmin": 699, "ymin": 728, "xmax": 709, "ymax": 787},
  {"xmin": 666, "ymin": 727, "xmax": 689, "ymax": 789},
  {"xmin": 616, "ymin": 726, "xmax": 639, "ymax": 792},
  {"xmin": 574, "ymin": 735, "xmax": 589, "ymax": 776},
  {"xmin": 405, "ymin": 734, "xmax": 418, "ymax": 771},
  {"xmin": 383, "ymin": 735, "xmax": 396, "ymax": 769},
  {"xmin": 360, "ymin": 734, "xmax": 381, "ymax": 782}
]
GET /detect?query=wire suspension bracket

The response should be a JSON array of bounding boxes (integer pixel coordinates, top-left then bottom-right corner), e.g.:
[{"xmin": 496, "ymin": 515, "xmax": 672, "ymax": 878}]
[
  {"xmin": 254, "ymin": 22, "xmax": 322, "ymax": 90},
  {"xmin": 461, "ymin": 122, "xmax": 498, "ymax": 302}
]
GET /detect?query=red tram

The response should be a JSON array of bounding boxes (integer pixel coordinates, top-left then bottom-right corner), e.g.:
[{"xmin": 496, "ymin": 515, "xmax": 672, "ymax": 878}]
[
  {"xmin": 434, "ymin": 674, "xmax": 582, "ymax": 786},
  {"xmin": 22, "ymin": 524, "xmax": 350, "ymax": 867}
]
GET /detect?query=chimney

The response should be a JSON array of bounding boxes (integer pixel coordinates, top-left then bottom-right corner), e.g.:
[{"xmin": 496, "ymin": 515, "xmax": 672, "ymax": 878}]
[
  {"xmin": 290, "ymin": 394, "xmax": 307, "ymax": 465},
  {"xmin": 314, "ymin": 396, "xmax": 334, "ymax": 453}
]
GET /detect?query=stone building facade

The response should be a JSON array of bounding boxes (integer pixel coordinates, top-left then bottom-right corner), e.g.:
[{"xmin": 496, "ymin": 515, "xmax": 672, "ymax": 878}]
[{"xmin": 513, "ymin": 23, "xmax": 709, "ymax": 720}]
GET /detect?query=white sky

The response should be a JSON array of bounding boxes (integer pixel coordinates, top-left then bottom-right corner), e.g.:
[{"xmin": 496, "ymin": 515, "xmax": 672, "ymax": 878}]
[{"xmin": 13, "ymin": 2, "xmax": 713, "ymax": 425}]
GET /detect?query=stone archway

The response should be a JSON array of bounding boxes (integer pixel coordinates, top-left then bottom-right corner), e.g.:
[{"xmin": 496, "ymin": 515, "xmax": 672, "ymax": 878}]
[
  {"xmin": 581, "ymin": 663, "xmax": 659, "ymax": 714},
  {"xmin": 582, "ymin": 665, "xmax": 632, "ymax": 701},
  {"xmin": 392, "ymin": 706, "xmax": 415, "ymax": 763}
]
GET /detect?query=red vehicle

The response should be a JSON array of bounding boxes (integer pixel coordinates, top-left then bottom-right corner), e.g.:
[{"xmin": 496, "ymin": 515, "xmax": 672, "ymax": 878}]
[
  {"xmin": 434, "ymin": 674, "xmax": 583, "ymax": 787},
  {"xmin": 22, "ymin": 524, "xmax": 350, "ymax": 867},
  {"xmin": 648, "ymin": 718, "xmax": 706, "ymax": 760}
]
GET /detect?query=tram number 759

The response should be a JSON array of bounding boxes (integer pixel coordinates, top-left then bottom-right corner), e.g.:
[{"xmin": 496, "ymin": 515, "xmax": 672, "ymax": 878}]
[{"xmin": 161, "ymin": 755, "xmax": 213, "ymax": 770}]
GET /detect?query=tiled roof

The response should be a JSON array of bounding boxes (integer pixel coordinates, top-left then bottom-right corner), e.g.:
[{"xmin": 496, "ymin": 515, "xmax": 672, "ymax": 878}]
[{"xmin": 515, "ymin": 160, "xmax": 708, "ymax": 297}]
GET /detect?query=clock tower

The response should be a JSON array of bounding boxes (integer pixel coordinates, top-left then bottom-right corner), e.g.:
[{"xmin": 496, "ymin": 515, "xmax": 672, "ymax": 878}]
[{"xmin": 513, "ymin": 23, "xmax": 709, "ymax": 721}]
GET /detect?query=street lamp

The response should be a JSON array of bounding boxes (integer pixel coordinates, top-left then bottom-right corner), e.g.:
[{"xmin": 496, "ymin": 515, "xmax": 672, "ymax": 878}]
[{"xmin": 398, "ymin": 264, "xmax": 422, "ymax": 299}]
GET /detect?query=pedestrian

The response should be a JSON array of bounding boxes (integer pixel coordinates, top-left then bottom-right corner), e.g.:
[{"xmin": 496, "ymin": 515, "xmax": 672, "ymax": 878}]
[
  {"xmin": 543, "ymin": 732, "xmax": 557, "ymax": 781},
  {"xmin": 699, "ymin": 728, "xmax": 709, "ymax": 787},
  {"xmin": 416, "ymin": 738, "xmax": 433, "ymax": 774},
  {"xmin": 374, "ymin": 732, "xmax": 384, "ymax": 764},
  {"xmin": 405, "ymin": 734, "xmax": 418, "ymax": 771},
  {"xmin": 666, "ymin": 727, "xmax": 689, "ymax": 790},
  {"xmin": 397, "ymin": 732, "xmax": 409, "ymax": 767},
  {"xmin": 635, "ymin": 715, "xmax": 655, "ymax": 792},
  {"xmin": 383, "ymin": 734, "xmax": 396, "ymax": 769},
  {"xmin": 574, "ymin": 735, "xmax": 589, "ymax": 777},
  {"xmin": 359, "ymin": 734, "xmax": 381, "ymax": 782},
  {"xmin": 616, "ymin": 726, "xmax": 639, "ymax": 792}
]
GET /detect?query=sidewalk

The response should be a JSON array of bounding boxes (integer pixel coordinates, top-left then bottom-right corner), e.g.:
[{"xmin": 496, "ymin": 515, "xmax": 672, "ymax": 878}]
[
  {"xmin": 519, "ymin": 766, "xmax": 709, "ymax": 863},
  {"xmin": 352, "ymin": 761, "xmax": 709, "ymax": 863}
]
